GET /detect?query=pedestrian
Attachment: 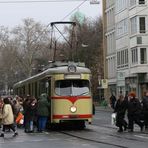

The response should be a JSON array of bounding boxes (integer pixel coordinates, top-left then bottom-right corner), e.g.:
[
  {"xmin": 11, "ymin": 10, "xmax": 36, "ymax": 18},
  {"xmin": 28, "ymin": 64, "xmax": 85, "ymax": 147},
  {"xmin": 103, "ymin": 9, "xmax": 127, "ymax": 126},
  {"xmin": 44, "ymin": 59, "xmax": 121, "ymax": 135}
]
[
  {"xmin": 114, "ymin": 94, "xmax": 128, "ymax": 132},
  {"xmin": 24, "ymin": 96, "xmax": 37, "ymax": 133},
  {"xmin": 0, "ymin": 97, "xmax": 18, "ymax": 137},
  {"xmin": 37, "ymin": 93, "xmax": 50, "ymax": 132},
  {"xmin": 109, "ymin": 93, "xmax": 117, "ymax": 109},
  {"xmin": 23, "ymin": 95, "xmax": 32, "ymax": 131},
  {"xmin": 127, "ymin": 92, "xmax": 144, "ymax": 132},
  {"xmin": 0, "ymin": 97, "xmax": 4, "ymax": 128},
  {"xmin": 141, "ymin": 91, "xmax": 148, "ymax": 130}
]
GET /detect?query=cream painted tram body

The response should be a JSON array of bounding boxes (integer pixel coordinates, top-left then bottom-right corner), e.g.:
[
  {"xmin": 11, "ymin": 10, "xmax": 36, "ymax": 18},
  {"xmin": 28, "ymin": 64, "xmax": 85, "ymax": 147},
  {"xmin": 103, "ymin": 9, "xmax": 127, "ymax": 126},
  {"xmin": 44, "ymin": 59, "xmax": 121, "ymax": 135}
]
[{"xmin": 13, "ymin": 62, "xmax": 93, "ymax": 128}]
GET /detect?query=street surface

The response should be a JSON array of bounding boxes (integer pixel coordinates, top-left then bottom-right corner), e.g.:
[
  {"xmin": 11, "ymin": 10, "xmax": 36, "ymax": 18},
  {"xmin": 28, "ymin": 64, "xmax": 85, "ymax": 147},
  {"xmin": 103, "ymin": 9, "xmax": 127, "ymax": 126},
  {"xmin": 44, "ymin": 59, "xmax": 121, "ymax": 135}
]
[{"xmin": 0, "ymin": 106, "xmax": 148, "ymax": 148}]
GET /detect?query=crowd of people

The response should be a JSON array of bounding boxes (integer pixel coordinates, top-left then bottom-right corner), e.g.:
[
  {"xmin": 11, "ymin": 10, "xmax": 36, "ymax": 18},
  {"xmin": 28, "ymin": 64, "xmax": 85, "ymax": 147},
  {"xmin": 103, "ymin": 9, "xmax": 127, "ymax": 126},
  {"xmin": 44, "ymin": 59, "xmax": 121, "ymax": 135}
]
[
  {"xmin": 0, "ymin": 93, "xmax": 50, "ymax": 137},
  {"xmin": 111, "ymin": 91, "xmax": 148, "ymax": 132},
  {"xmin": 1, "ymin": 91, "xmax": 148, "ymax": 137}
]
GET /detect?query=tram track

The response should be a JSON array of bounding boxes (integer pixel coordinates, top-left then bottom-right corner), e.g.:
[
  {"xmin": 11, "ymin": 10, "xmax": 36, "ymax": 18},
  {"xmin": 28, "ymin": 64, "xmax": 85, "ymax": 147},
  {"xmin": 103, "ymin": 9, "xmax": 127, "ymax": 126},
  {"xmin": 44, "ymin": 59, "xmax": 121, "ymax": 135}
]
[
  {"xmin": 59, "ymin": 131, "xmax": 128, "ymax": 148},
  {"xmin": 90, "ymin": 124, "xmax": 147, "ymax": 142},
  {"xmin": 55, "ymin": 123, "xmax": 148, "ymax": 148}
]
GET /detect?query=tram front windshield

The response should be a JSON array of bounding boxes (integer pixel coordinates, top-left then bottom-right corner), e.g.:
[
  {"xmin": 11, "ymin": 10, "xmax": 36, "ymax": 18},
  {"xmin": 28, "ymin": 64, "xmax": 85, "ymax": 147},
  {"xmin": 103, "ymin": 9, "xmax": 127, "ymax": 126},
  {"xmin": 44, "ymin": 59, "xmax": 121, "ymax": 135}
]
[{"xmin": 55, "ymin": 80, "xmax": 90, "ymax": 96}]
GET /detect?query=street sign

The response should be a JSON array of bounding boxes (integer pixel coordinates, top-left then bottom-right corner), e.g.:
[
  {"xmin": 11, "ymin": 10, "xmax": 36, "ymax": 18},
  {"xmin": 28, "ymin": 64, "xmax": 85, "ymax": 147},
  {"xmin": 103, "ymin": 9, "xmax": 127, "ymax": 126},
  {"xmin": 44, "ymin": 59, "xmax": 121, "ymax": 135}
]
[
  {"xmin": 98, "ymin": 79, "xmax": 108, "ymax": 89},
  {"xmin": 101, "ymin": 79, "xmax": 108, "ymax": 88},
  {"xmin": 90, "ymin": 0, "xmax": 100, "ymax": 4}
]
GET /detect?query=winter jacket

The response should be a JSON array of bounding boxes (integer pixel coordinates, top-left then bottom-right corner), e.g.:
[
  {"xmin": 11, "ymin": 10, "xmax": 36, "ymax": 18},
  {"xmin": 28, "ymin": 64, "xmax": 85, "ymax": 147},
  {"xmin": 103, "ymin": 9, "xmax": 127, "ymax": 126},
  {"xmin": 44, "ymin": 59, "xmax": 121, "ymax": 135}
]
[
  {"xmin": 25, "ymin": 102, "xmax": 37, "ymax": 121},
  {"xmin": 37, "ymin": 94, "xmax": 50, "ymax": 117},
  {"xmin": 2, "ymin": 104, "xmax": 14, "ymax": 125},
  {"xmin": 128, "ymin": 98, "xmax": 142, "ymax": 116},
  {"xmin": 114, "ymin": 99, "xmax": 127, "ymax": 116}
]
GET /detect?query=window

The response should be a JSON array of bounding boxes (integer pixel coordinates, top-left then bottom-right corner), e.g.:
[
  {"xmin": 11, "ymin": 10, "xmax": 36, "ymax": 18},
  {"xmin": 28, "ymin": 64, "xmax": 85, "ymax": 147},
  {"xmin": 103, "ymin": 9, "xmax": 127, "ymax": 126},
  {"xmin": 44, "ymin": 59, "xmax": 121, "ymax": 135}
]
[
  {"xmin": 140, "ymin": 48, "xmax": 147, "ymax": 64},
  {"xmin": 116, "ymin": 19, "xmax": 128, "ymax": 37},
  {"xmin": 39, "ymin": 78, "xmax": 51, "ymax": 95},
  {"xmin": 131, "ymin": 17, "xmax": 137, "ymax": 34},
  {"xmin": 116, "ymin": 0, "xmax": 128, "ymax": 13},
  {"xmin": 117, "ymin": 49, "xmax": 128, "ymax": 68},
  {"xmin": 55, "ymin": 80, "xmax": 90, "ymax": 96},
  {"xmin": 125, "ymin": 49, "xmax": 128, "ymax": 64},
  {"xmin": 139, "ymin": 0, "xmax": 145, "ymax": 4},
  {"xmin": 131, "ymin": 48, "xmax": 138, "ymax": 64},
  {"xmin": 139, "ymin": 17, "xmax": 146, "ymax": 33},
  {"xmin": 129, "ymin": 0, "xmax": 136, "ymax": 7},
  {"xmin": 137, "ymin": 37, "xmax": 142, "ymax": 44}
]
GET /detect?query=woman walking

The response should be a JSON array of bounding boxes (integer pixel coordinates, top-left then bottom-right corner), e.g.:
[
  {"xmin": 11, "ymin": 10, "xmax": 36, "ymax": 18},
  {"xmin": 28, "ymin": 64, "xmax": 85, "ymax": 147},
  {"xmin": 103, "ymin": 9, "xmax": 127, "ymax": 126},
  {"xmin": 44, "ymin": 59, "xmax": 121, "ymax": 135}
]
[{"xmin": 0, "ymin": 97, "xmax": 18, "ymax": 137}]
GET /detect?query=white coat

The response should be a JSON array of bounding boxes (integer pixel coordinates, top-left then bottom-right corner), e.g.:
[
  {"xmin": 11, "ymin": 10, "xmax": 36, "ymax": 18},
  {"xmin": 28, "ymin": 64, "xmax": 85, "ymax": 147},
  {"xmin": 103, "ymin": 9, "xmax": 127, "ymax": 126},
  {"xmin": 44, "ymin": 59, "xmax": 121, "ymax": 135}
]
[{"xmin": 2, "ymin": 104, "xmax": 14, "ymax": 125}]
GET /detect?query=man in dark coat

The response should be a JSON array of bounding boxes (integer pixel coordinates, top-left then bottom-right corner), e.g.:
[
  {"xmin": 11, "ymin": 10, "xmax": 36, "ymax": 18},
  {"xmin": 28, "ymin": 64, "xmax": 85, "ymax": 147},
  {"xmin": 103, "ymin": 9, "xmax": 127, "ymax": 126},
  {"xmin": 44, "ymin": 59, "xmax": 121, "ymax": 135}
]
[
  {"xmin": 141, "ymin": 91, "xmax": 148, "ymax": 129},
  {"xmin": 127, "ymin": 92, "xmax": 144, "ymax": 132},
  {"xmin": 114, "ymin": 95, "xmax": 128, "ymax": 132},
  {"xmin": 110, "ymin": 94, "xmax": 116, "ymax": 109},
  {"xmin": 23, "ymin": 97, "xmax": 37, "ymax": 133}
]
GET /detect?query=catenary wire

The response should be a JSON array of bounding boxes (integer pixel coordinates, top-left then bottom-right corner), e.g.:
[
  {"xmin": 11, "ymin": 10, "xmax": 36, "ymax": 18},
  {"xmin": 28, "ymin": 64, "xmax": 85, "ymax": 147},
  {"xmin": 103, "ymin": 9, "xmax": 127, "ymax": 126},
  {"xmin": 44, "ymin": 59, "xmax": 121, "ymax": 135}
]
[
  {"xmin": 0, "ymin": 0, "xmax": 89, "ymax": 3},
  {"xmin": 48, "ymin": 0, "xmax": 88, "ymax": 41}
]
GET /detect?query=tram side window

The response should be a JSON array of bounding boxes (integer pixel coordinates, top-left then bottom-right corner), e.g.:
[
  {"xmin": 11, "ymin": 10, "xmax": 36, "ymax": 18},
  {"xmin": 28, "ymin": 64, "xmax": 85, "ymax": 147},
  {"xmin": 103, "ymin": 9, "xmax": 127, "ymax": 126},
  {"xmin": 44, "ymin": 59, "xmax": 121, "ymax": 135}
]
[
  {"xmin": 35, "ymin": 82, "xmax": 38, "ymax": 98},
  {"xmin": 28, "ymin": 84, "xmax": 31, "ymax": 95},
  {"xmin": 39, "ymin": 78, "xmax": 51, "ymax": 96},
  {"xmin": 23, "ymin": 86, "xmax": 25, "ymax": 95}
]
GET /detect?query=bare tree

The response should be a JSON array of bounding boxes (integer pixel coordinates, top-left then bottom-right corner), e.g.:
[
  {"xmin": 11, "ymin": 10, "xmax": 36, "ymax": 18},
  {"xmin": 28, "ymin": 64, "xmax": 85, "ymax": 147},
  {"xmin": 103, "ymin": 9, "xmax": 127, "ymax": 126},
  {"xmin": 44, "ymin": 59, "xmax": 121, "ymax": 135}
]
[
  {"xmin": 0, "ymin": 26, "xmax": 19, "ymax": 94},
  {"xmin": 12, "ymin": 18, "xmax": 50, "ymax": 77}
]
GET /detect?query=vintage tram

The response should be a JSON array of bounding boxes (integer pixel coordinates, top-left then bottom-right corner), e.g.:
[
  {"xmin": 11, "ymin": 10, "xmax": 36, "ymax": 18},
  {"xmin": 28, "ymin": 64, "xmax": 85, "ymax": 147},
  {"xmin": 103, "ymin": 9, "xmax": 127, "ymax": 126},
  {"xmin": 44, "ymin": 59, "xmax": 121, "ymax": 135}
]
[{"xmin": 13, "ymin": 61, "xmax": 93, "ymax": 128}]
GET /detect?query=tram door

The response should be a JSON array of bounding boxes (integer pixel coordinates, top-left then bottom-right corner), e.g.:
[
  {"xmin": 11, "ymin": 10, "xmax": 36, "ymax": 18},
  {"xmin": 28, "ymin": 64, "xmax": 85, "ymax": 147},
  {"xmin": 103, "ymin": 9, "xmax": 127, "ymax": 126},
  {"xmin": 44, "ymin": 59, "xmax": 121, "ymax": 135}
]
[
  {"xmin": 38, "ymin": 77, "xmax": 52, "ymax": 126},
  {"xmin": 45, "ymin": 78, "xmax": 52, "ymax": 125}
]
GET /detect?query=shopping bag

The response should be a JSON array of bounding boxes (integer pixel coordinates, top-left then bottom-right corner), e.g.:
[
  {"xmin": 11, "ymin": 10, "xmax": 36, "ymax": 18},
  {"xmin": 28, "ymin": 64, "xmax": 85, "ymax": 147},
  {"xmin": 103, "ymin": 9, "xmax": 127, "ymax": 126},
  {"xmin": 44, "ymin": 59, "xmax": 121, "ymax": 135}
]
[
  {"xmin": 16, "ymin": 112, "xmax": 24, "ymax": 124},
  {"xmin": 111, "ymin": 113, "xmax": 116, "ymax": 125}
]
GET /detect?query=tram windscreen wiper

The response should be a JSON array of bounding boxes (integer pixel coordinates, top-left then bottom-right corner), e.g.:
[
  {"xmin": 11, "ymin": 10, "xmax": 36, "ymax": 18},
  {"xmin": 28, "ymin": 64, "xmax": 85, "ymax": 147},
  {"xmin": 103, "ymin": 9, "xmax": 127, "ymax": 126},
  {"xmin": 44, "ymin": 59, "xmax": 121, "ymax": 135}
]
[{"xmin": 77, "ymin": 91, "xmax": 89, "ymax": 96}]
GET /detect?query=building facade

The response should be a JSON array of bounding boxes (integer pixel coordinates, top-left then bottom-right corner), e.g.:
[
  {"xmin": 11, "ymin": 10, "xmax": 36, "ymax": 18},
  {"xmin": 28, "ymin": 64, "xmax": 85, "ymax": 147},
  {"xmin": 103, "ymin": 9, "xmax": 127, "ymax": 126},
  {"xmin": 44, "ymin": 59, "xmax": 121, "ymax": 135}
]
[{"xmin": 103, "ymin": 0, "xmax": 148, "ymax": 98}]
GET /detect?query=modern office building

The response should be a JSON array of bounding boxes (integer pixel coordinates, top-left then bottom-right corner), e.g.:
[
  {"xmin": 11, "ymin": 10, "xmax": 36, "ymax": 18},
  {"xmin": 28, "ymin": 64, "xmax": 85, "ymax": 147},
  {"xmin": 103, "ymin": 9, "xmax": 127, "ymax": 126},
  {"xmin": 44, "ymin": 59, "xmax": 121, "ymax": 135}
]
[{"xmin": 103, "ymin": 0, "xmax": 148, "ymax": 98}]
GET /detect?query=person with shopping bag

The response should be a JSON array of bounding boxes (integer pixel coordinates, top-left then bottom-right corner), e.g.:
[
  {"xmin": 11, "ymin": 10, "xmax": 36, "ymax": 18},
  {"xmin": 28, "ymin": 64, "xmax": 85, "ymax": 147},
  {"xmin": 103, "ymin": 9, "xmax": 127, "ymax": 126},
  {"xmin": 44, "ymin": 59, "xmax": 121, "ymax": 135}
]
[{"xmin": 114, "ymin": 94, "xmax": 128, "ymax": 132}]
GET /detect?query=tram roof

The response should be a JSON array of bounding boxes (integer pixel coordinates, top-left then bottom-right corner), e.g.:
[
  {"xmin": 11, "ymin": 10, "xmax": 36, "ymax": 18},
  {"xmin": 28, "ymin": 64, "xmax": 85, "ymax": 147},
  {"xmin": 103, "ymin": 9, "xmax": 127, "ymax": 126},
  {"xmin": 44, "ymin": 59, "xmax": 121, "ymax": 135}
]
[{"xmin": 13, "ymin": 61, "xmax": 91, "ymax": 87}]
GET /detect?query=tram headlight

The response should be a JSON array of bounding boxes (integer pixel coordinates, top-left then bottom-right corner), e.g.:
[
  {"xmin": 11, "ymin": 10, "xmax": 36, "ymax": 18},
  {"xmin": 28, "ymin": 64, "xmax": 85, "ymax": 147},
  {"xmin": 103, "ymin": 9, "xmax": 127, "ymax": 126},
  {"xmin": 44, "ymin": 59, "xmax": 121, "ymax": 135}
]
[
  {"xmin": 68, "ymin": 65, "xmax": 77, "ymax": 73},
  {"xmin": 70, "ymin": 106, "xmax": 77, "ymax": 113}
]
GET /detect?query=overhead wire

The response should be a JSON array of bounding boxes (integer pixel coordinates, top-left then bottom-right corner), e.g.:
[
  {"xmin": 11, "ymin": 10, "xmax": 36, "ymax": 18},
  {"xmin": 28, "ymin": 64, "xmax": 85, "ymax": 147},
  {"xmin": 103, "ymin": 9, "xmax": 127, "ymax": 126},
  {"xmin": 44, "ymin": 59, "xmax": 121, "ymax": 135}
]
[
  {"xmin": 0, "ymin": 0, "xmax": 94, "ymax": 55},
  {"xmin": 49, "ymin": 0, "xmax": 88, "ymax": 61},
  {"xmin": 0, "ymin": 0, "xmax": 89, "ymax": 3},
  {"xmin": 49, "ymin": 0, "xmax": 88, "ymax": 42}
]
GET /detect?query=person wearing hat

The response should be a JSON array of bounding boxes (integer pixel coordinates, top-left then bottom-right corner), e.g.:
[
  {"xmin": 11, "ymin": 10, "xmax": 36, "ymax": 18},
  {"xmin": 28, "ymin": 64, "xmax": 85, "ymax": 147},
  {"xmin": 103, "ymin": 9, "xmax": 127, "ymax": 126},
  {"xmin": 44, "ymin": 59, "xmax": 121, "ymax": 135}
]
[{"xmin": 127, "ymin": 92, "xmax": 144, "ymax": 132}]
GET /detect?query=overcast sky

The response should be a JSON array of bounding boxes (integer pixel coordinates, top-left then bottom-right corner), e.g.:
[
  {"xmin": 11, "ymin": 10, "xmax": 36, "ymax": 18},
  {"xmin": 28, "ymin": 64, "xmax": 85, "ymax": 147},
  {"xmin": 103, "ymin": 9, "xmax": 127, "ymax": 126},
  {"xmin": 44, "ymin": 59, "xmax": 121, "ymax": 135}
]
[{"xmin": 0, "ymin": 0, "xmax": 102, "ymax": 28}]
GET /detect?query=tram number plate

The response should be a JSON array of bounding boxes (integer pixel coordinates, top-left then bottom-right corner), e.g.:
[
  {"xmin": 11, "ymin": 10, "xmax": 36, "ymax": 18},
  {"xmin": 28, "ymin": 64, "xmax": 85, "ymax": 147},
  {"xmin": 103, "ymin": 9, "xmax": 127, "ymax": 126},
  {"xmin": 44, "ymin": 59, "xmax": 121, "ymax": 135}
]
[{"xmin": 69, "ymin": 115, "xmax": 78, "ymax": 118}]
